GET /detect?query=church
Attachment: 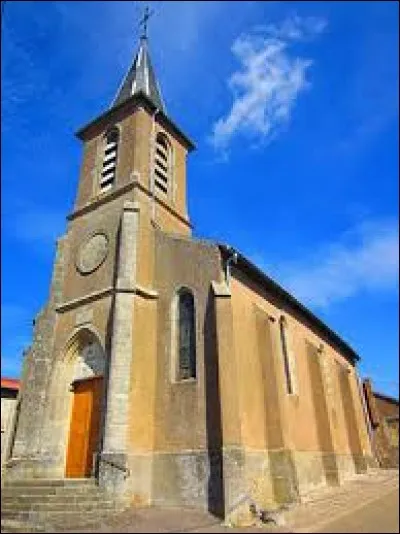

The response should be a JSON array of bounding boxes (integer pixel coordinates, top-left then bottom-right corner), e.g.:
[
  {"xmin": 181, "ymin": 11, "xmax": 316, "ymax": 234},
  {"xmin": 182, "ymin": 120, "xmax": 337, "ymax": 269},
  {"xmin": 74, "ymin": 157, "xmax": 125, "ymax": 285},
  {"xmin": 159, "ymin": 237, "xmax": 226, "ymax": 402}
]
[{"xmin": 3, "ymin": 23, "xmax": 376, "ymax": 524}]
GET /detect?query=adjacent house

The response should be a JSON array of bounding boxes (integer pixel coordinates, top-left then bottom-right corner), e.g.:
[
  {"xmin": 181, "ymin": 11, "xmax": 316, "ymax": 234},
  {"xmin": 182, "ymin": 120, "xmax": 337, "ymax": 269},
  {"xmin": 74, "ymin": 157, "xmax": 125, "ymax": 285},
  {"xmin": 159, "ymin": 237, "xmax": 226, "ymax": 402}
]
[
  {"xmin": 1, "ymin": 378, "xmax": 20, "ymax": 469},
  {"xmin": 363, "ymin": 379, "xmax": 399, "ymax": 468}
]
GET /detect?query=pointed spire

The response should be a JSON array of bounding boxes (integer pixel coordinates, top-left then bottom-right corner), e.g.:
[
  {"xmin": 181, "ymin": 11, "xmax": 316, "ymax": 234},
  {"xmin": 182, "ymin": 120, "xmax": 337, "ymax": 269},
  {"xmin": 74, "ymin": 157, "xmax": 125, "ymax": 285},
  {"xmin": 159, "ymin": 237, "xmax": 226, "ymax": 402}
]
[{"xmin": 110, "ymin": 8, "xmax": 165, "ymax": 113}]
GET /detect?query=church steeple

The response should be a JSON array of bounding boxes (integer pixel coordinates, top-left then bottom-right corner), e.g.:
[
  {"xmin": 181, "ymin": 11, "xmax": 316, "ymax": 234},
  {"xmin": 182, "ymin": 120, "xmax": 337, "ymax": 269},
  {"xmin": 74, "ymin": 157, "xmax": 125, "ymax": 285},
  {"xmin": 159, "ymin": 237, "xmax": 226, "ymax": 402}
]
[
  {"xmin": 74, "ymin": 5, "xmax": 195, "ymax": 234},
  {"xmin": 110, "ymin": 32, "xmax": 165, "ymax": 113}
]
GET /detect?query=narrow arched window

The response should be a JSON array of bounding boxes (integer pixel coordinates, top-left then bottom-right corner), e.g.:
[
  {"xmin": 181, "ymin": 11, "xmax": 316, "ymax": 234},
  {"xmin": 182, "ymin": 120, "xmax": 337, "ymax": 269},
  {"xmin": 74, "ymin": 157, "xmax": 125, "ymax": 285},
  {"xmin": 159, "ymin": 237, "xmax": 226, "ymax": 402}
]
[
  {"xmin": 100, "ymin": 128, "xmax": 119, "ymax": 192},
  {"xmin": 154, "ymin": 132, "xmax": 171, "ymax": 196},
  {"xmin": 177, "ymin": 289, "xmax": 196, "ymax": 380},
  {"xmin": 279, "ymin": 316, "xmax": 295, "ymax": 394}
]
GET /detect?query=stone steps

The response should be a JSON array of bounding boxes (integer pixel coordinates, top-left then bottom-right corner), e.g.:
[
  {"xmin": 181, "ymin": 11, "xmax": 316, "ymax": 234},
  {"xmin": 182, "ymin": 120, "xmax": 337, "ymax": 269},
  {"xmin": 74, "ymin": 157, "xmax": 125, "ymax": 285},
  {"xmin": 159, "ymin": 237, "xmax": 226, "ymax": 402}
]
[
  {"xmin": 1, "ymin": 478, "xmax": 127, "ymax": 532},
  {"xmin": 2, "ymin": 501, "xmax": 119, "ymax": 512},
  {"xmin": 4, "ymin": 478, "xmax": 95, "ymax": 486},
  {"xmin": 2, "ymin": 479, "xmax": 98, "ymax": 496},
  {"xmin": 2, "ymin": 487, "xmax": 102, "ymax": 497},
  {"xmin": 1, "ymin": 518, "xmax": 47, "ymax": 533},
  {"xmin": 1, "ymin": 509, "xmax": 120, "ymax": 521},
  {"xmin": 2, "ymin": 493, "xmax": 110, "ymax": 505},
  {"xmin": 1, "ymin": 487, "xmax": 102, "ymax": 499}
]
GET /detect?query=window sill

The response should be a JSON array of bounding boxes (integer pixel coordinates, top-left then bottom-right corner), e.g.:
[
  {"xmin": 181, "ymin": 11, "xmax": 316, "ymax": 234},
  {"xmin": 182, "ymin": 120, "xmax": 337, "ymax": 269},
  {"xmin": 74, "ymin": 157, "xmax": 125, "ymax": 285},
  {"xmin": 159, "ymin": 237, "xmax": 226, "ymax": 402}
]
[{"xmin": 171, "ymin": 378, "xmax": 197, "ymax": 385}]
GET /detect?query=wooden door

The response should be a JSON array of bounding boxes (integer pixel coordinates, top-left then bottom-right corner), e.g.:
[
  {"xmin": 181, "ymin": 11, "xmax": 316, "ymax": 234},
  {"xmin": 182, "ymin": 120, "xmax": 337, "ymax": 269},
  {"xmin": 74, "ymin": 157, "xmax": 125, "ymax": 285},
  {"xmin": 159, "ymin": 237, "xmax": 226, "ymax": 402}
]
[{"xmin": 65, "ymin": 376, "xmax": 103, "ymax": 478}]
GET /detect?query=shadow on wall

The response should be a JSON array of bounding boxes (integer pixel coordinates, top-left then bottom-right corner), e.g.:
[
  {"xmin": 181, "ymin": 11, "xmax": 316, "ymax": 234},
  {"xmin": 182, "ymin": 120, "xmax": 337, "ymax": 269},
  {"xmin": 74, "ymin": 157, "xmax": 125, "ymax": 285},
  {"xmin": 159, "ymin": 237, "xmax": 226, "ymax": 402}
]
[
  {"xmin": 306, "ymin": 341, "xmax": 340, "ymax": 486},
  {"xmin": 338, "ymin": 367, "xmax": 366, "ymax": 473},
  {"xmin": 204, "ymin": 289, "xmax": 225, "ymax": 518}
]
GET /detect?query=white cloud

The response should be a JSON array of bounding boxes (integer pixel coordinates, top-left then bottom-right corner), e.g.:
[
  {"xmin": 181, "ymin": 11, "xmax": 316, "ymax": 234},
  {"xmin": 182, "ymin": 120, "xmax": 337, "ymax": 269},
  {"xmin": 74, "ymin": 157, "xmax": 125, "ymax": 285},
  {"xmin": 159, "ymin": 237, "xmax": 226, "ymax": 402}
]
[
  {"xmin": 254, "ymin": 218, "xmax": 399, "ymax": 309},
  {"xmin": 260, "ymin": 15, "xmax": 327, "ymax": 41},
  {"xmin": 210, "ymin": 15, "xmax": 326, "ymax": 153}
]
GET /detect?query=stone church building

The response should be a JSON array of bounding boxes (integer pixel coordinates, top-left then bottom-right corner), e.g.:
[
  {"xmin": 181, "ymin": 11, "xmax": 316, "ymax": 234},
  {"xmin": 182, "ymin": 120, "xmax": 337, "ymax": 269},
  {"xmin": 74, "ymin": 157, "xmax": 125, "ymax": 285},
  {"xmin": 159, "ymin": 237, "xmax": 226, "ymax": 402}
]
[{"xmin": 3, "ymin": 31, "xmax": 375, "ymax": 522}]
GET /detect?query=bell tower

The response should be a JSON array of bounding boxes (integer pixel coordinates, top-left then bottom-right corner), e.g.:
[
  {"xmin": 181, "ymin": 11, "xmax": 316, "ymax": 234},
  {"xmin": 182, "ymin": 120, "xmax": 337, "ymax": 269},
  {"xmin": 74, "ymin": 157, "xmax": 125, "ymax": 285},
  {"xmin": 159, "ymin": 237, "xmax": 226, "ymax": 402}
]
[{"xmin": 72, "ymin": 28, "xmax": 195, "ymax": 238}]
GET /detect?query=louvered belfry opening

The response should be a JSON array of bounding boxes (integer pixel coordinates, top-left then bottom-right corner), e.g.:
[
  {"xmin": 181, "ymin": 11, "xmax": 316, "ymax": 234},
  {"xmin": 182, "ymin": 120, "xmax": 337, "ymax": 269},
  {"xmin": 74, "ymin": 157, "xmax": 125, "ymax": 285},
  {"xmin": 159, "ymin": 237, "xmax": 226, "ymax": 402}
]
[
  {"xmin": 100, "ymin": 128, "xmax": 119, "ymax": 192},
  {"xmin": 154, "ymin": 133, "xmax": 170, "ymax": 195}
]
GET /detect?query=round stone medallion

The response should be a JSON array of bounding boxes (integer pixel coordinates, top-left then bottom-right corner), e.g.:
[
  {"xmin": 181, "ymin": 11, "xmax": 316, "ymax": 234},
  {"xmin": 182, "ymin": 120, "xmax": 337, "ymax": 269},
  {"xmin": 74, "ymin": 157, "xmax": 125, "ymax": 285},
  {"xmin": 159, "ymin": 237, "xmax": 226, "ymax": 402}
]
[{"xmin": 76, "ymin": 232, "xmax": 109, "ymax": 275}]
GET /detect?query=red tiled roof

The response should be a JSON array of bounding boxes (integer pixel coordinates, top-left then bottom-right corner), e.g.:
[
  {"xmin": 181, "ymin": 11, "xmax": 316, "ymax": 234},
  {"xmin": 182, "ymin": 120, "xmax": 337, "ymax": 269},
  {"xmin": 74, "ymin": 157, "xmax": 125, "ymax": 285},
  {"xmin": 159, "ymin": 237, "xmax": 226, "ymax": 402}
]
[
  {"xmin": 373, "ymin": 391, "xmax": 399, "ymax": 405},
  {"xmin": 1, "ymin": 378, "xmax": 20, "ymax": 390}
]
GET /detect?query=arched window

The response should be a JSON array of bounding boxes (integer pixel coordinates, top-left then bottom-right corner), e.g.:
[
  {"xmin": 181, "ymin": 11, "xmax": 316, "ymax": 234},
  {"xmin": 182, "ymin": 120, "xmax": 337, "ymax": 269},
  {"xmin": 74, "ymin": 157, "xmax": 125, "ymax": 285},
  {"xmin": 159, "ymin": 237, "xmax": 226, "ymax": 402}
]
[
  {"xmin": 177, "ymin": 289, "xmax": 196, "ymax": 380},
  {"xmin": 154, "ymin": 132, "xmax": 171, "ymax": 196},
  {"xmin": 279, "ymin": 316, "xmax": 296, "ymax": 394},
  {"xmin": 100, "ymin": 128, "xmax": 119, "ymax": 192}
]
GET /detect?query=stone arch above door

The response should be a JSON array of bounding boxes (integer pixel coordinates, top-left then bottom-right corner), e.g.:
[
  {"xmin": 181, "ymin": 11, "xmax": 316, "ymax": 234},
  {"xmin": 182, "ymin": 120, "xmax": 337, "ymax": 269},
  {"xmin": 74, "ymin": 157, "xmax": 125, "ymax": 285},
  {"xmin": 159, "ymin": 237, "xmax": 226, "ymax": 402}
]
[
  {"xmin": 39, "ymin": 327, "xmax": 107, "ymax": 479},
  {"xmin": 64, "ymin": 328, "xmax": 106, "ymax": 478},
  {"xmin": 68, "ymin": 330, "xmax": 106, "ymax": 382}
]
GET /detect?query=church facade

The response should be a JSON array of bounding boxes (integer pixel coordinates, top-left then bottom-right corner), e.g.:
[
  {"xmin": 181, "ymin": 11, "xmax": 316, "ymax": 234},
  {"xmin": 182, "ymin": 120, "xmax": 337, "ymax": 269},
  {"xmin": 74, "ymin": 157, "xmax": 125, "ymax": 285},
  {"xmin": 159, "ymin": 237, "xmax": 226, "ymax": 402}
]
[{"xmin": 4, "ymin": 33, "xmax": 375, "ymax": 522}]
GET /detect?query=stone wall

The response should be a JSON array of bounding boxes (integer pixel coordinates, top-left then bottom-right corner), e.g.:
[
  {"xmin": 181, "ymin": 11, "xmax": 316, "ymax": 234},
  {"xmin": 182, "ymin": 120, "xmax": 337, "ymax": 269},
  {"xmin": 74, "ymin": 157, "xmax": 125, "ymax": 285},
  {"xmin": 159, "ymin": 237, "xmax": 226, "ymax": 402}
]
[
  {"xmin": 363, "ymin": 379, "xmax": 398, "ymax": 468},
  {"xmin": 4, "ymin": 236, "xmax": 68, "ymax": 481}
]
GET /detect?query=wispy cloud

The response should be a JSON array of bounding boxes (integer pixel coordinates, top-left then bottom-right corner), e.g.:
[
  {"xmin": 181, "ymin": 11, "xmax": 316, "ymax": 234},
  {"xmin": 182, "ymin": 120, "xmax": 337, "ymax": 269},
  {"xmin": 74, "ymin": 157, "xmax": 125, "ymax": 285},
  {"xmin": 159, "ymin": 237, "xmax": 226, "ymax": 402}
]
[
  {"xmin": 209, "ymin": 14, "xmax": 327, "ymax": 154},
  {"xmin": 253, "ymin": 218, "xmax": 399, "ymax": 309}
]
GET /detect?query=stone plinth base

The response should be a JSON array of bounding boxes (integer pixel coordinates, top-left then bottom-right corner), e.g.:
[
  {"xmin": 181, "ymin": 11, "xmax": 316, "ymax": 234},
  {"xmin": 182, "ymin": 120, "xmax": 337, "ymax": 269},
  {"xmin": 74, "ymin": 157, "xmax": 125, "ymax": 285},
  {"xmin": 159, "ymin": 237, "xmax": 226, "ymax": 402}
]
[
  {"xmin": 98, "ymin": 452, "xmax": 130, "ymax": 496},
  {"xmin": 3, "ymin": 456, "xmax": 64, "ymax": 482}
]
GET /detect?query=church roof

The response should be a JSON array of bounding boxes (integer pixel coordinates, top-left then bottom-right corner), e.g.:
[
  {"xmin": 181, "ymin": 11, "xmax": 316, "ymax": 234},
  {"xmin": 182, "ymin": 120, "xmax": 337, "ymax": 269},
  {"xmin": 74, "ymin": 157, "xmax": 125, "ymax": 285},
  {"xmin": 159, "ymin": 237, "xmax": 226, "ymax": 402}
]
[
  {"xmin": 110, "ymin": 36, "xmax": 165, "ymax": 113},
  {"xmin": 218, "ymin": 244, "xmax": 360, "ymax": 364},
  {"xmin": 76, "ymin": 26, "xmax": 195, "ymax": 150},
  {"xmin": 373, "ymin": 391, "xmax": 399, "ymax": 406}
]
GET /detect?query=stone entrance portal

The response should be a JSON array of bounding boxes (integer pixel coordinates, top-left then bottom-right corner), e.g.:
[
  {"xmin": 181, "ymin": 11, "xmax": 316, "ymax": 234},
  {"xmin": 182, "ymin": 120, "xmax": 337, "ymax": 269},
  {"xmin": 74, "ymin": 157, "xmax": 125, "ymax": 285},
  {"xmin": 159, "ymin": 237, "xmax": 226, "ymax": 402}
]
[
  {"xmin": 65, "ymin": 375, "xmax": 104, "ymax": 477},
  {"xmin": 61, "ymin": 330, "xmax": 106, "ymax": 478}
]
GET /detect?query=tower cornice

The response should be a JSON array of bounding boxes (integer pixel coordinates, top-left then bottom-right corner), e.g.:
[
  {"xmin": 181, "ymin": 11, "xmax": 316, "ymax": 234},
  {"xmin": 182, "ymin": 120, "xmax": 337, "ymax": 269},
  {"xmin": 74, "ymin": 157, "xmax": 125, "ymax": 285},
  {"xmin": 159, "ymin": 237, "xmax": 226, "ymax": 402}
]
[
  {"xmin": 75, "ymin": 91, "xmax": 195, "ymax": 152},
  {"xmin": 66, "ymin": 178, "xmax": 193, "ymax": 230}
]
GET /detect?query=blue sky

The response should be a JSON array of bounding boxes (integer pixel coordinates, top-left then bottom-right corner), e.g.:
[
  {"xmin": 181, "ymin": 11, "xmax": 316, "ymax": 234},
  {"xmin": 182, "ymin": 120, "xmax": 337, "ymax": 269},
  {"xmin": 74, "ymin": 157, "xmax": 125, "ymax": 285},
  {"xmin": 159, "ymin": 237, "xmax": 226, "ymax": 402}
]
[{"xmin": 1, "ymin": 1, "xmax": 398, "ymax": 397}]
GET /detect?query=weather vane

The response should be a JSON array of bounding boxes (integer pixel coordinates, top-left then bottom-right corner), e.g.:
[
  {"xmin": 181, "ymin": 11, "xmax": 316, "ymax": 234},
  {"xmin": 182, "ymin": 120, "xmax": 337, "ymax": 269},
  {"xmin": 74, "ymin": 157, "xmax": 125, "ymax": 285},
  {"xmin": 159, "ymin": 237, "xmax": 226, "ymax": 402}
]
[{"xmin": 139, "ymin": 4, "xmax": 154, "ymax": 39}]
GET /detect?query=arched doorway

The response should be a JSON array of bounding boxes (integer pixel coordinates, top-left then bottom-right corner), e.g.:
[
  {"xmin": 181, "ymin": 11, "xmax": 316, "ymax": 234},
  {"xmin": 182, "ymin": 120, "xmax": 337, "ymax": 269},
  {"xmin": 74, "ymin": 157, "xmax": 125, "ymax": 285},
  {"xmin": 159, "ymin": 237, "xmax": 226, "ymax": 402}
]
[{"xmin": 64, "ymin": 329, "xmax": 106, "ymax": 478}]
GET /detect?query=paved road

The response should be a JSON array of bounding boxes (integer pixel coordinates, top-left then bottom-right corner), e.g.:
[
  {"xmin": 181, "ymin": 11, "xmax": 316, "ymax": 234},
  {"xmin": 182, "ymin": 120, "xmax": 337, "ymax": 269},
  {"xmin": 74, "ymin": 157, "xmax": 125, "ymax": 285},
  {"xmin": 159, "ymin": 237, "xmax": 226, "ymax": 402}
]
[
  {"xmin": 58, "ymin": 486, "xmax": 399, "ymax": 533},
  {"xmin": 316, "ymin": 486, "xmax": 399, "ymax": 533}
]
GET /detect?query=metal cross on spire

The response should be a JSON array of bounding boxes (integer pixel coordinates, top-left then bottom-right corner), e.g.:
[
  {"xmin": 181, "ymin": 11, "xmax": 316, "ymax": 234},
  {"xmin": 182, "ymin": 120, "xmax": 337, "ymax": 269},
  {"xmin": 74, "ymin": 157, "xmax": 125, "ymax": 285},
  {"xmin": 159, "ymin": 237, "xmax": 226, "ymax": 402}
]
[{"xmin": 139, "ymin": 5, "xmax": 154, "ymax": 39}]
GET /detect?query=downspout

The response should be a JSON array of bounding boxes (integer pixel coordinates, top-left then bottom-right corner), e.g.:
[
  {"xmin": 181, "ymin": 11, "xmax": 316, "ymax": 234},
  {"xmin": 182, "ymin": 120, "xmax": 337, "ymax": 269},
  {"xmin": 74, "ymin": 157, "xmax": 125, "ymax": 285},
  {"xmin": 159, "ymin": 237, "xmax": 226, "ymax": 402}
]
[
  {"xmin": 150, "ymin": 107, "xmax": 160, "ymax": 224},
  {"xmin": 225, "ymin": 247, "xmax": 238, "ymax": 288}
]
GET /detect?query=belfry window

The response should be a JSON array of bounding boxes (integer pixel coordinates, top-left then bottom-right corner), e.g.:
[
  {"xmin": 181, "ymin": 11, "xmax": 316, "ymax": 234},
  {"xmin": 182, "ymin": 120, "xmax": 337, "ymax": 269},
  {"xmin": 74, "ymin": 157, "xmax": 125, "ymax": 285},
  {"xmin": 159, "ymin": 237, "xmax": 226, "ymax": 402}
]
[
  {"xmin": 177, "ymin": 289, "xmax": 196, "ymax": 380},
  {"xmin": 154, "ymin": 132, "xmax": 171, "ymax": 196},
  {"xmin": 100, "ymin": 128, "xmax": 119, "ymax": 192}
]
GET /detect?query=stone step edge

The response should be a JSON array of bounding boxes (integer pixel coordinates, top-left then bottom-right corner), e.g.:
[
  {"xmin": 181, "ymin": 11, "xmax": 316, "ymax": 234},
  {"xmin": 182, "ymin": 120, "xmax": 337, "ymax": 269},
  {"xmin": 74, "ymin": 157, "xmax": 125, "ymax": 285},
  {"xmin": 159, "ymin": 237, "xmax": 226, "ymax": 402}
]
[
  {"xmin": 1, "ymin": 509, "xmax": 125, "ymax": 520},
  {"xmin": 2, "ymin": 491, "xmax": 105, "ymax": 499},
  {"xmin": 3, "ymin": 479, "xmax": 96, "ymax": 487},
  {"xmin": 0, "ymin": 520, "xmax": 46, "ymax": 533},
  {"xmin": 1, "ymin": 491, "xmax": 106, "ymax": 498},
  {"xmin": 1, "ymin": 502, "xmax": 120, "ymax": 511},
  {"xmin": 1, "ymin": 497, "xmax": 113, "ymax": 504}
]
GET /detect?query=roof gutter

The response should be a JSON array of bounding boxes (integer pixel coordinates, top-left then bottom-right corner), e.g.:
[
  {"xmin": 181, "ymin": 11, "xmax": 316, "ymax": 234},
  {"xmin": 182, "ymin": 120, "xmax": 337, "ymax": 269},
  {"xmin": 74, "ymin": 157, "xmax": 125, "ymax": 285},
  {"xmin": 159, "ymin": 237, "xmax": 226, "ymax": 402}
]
[{"xmin": 218, "ymin": 243, "xmax": 360, "ymax": 364}]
